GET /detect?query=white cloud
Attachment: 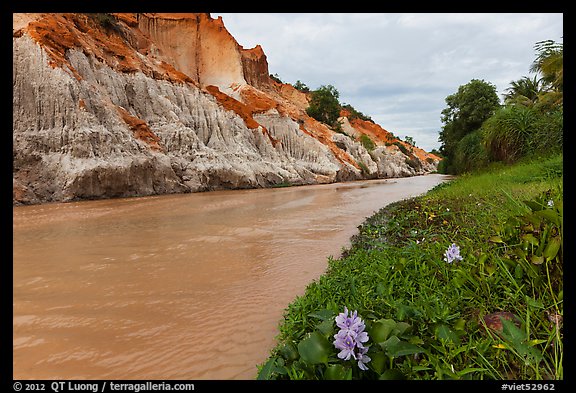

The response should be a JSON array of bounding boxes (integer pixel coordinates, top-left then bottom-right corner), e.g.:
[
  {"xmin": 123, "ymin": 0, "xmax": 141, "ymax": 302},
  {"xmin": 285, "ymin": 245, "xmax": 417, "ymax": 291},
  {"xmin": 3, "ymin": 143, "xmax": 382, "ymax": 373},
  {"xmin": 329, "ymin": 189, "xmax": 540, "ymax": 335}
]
[{"xmin": 213, "ymin": 13, "xmax": 563, "ymax": 152}]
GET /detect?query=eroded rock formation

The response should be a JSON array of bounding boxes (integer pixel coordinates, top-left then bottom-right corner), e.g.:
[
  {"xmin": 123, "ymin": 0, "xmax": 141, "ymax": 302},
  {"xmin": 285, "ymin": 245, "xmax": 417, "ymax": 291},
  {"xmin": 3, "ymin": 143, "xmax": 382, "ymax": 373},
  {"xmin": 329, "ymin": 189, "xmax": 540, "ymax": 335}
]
[{"xmin": 13, "ymin": 13, "xmax": 440, "ymax": 205}]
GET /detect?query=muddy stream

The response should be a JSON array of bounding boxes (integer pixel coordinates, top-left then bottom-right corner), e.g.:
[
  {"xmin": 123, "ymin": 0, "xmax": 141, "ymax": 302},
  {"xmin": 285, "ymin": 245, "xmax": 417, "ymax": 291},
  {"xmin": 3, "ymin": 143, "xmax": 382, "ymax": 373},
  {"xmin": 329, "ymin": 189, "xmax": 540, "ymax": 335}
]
[{"xmin": 13, "ymin": 174, "xmax": 449, "ymax": 379}]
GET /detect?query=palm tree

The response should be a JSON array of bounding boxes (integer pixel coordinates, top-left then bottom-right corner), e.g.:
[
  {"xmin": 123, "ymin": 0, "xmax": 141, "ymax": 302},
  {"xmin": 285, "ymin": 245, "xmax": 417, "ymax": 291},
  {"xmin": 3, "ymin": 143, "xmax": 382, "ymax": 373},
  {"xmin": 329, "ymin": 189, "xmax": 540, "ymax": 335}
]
[
  {"xmin": 503, "ymin": 75, "xmax": 543, "ymax": 106},
  {"xmin": 530, "ymin": 39, "xmax": 563, "ymax": 92}
]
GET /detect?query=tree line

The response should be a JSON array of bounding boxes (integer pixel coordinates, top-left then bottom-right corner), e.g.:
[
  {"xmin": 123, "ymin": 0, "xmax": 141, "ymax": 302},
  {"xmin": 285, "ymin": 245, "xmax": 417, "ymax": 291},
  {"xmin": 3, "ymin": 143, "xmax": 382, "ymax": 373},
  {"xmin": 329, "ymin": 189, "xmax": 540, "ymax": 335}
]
[{"xmin": 437, "ymin": 39, "xmax": 563, "ymax": 174}]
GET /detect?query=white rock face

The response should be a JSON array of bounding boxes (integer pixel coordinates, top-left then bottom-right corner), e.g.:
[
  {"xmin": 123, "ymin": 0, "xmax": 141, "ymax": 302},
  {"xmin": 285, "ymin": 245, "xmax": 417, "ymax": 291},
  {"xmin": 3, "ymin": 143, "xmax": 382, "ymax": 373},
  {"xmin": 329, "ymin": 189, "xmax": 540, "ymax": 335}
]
[
  {"xmin": 12, "ymin": 13, "xmax": 439, "ymax": 205},
  {"xmin": 13, "ymin": 36, "xmax": 343, "ymax": 204}
]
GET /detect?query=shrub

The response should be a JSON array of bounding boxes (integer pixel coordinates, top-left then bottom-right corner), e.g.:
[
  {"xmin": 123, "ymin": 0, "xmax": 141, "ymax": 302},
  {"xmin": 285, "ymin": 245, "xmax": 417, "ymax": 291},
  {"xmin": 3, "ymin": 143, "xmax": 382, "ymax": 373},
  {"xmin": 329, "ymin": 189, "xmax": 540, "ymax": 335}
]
[
  {"xmin": 529, "ymin": 107, "xmax": 563, "ymax": 156},
  {"xmin": 306, "ymin": 85, "xmax": 341, "ymax": 128},
  {"xmin": 393, "ymin": 141, "xmax": 410, "ymax": 156},
  {"xmin": 341, "ymin": 104, "xmax": 373, "ymax": 123},
  {"xmin": 453, "ymin": 129, "xmax": 489, "ymax": 174},
  {"xmin": 358, "ymin": 134, "xmax": 375, "ymax": 151},
  {"xmin": 87, "ymin": 13, "xmax": 120, "ymax": 32},
  {"xmin": 482, "ymin": 106, "xmax": 539, "ymax": 163},
  {"xmin": 293, "ymin": 80, "xmax": 310, "ymax": 93}
]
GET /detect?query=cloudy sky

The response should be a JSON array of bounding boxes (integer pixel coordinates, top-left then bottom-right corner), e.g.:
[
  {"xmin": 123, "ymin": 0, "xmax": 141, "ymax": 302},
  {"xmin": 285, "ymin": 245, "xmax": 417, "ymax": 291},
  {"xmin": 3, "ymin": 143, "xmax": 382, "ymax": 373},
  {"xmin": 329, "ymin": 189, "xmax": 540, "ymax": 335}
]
[{"xmin": 212, "ymin": 13, "xmax": 563, "ymax": 152}]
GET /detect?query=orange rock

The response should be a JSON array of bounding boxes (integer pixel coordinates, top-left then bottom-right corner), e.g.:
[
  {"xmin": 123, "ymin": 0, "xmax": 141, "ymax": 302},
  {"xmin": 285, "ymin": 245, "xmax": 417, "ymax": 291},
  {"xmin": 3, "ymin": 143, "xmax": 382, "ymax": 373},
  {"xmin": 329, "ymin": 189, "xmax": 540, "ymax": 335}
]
[{"xmin": 116, "ymin": 106, "xmax": 164, "ymax": 152}]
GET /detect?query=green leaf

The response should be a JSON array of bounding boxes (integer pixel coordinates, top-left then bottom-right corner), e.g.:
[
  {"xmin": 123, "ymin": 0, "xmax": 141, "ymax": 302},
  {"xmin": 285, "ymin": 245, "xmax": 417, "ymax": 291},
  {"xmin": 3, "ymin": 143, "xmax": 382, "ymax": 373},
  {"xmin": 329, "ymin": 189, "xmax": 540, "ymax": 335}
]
[
  {"xmin": 308, "ymin": 309, "xmax": 336, "ymax": 321},
  {"xmin": 394, "ymin": 321, "xmax": 411, "ymax": 336},
  {"xmin": 488, "ymin": 235, "xmax": 504, "ymax": 243},
  {"xmin": 257, "ymin": 357, "xmax": 281, "ymax": 380},
  {"xmin": 523, "ymin": 200, "xmax": 544, "ymax": 212},
  {"xmin": 453, "ymin": 318, "xmax": 467, "ymax": 332},
  {"xmin": 380, "ymin": 335, "xmax": 400, "ymax": 351},
  {"xmin": 324, "ymin": 364, "xmax": 352, "ymax": 380},
  {"xmin": 499, "ymin": 318, "xmax": 544, "ymax": 363},
  {"xmin": 297, "ymin": 331, "xmax": 331, "ymax": 365},
  {"xmin": 500, "ymin": 317, "xmax": 526, "ymax": 344},
  {"xmin": 526, "ymin": 297, "xmax": 544, "ymax": 309},
  {"xmin": 368, "ymin": 351, "xmax": 388, "ymax": 374},
  {"xmin": 530, "ymin": 255, "xmax": 545, "ymax": 265},
  {"xmin": 381, "ymin": 336, "xmax": 425, "ymax": 357},
  {"xmin": 395, "ymin": 304, "xmax": 421, "ymax": 320},
  {"xmin": 370, "ymin": 319, "xmax": 397, "ymax": 343},
  {"xmin": 485, "ymin": 264, "xmax": 497, "ymax": 276},
  {"xmin": 535, "ymin": 209, "xmax": 561, "ymax": 226},
  {"xmin": 477, "ymin": 253, "xmax": 489, "ymax": 265},
  {"xmin": 521, "ymin": 233, "xmax": 539, "ymax": 246},
  {"xmin": 379, "ymin": 369, "xmax": 405, "ymax": 380},
  {"xmin": 316, "ymin": 319, "xmax": 335, "ymax": 337},
  {"xmin": 435, "ymin": 324, "xmax": 460, "ymax": 345},
  {"xmin": 528, "ymin": 339, "xmax": 547, "ymax": 346},
  {"xmin": 543, "ymin": 236, "xmax": 561, "ymax": 261},
  {"xmin": 457, "ymin": 367, "xmax": 488, "ymax": 377},
  {"xmin": 278, "ymin": 342, "xmax": 299, "ymax": 362},
  {"xmin": 412, "ymin": 365, "xmax": 432, "ymax": 372},
  {"xmin": 408, "ymin": 336, "xmax": 425, "ymax": 345},
  {"xmin": 514, "ymin": 263, "xmax": 524, "ymax": 280}
]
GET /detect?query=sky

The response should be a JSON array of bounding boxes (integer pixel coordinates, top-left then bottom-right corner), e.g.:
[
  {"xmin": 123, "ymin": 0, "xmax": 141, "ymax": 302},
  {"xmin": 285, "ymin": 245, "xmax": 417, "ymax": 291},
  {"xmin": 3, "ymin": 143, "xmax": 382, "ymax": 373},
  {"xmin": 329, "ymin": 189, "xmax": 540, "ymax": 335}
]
[{"xmin": 212, "ymin": 13, "xmax": 563, "ymax": 152}]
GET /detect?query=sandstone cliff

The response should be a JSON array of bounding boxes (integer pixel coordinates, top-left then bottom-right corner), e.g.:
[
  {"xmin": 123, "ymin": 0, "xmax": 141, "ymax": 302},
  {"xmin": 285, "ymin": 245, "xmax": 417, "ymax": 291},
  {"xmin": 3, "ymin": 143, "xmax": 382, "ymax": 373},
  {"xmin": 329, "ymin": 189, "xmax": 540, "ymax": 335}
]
[{"xmin": 13, "ymin": 13, "xmax": 440, "ymax": 205}]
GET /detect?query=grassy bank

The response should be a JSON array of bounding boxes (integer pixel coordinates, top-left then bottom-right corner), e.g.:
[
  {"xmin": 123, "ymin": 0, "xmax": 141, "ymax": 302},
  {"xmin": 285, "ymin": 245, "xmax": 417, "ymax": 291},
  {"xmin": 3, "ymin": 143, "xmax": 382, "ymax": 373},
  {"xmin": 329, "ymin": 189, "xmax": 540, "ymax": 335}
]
[{"xmin": 257, "ymin": 153, "xmax": 563, "ymax": 380}]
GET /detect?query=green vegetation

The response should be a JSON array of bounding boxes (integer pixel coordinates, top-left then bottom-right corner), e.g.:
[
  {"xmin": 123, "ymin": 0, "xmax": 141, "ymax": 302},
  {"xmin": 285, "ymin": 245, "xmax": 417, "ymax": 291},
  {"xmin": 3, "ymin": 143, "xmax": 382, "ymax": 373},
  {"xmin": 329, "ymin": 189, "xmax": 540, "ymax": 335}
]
[
  {"xmin": 270, "ymin": 73, "xmax": 283, "ymax": 84},
  {"xmin": 342, "ymin": 103, "xmax": 374, "ymax": 123},
  {"xmin": 438, "ymin": 79, "xmax": 501, "ymax": 174},
  {"xmin": 301, "ymin": 84, "xmax": 374, "ymax": 127},
  {"xmin": 358, "ymin": 134, "xmax": 376, "ymax": 151},
  {"xmin": 87, "ymin": 13, "xmax": 120, "ymax": 32},
  {"xmin": 293, "ymin": 80, "xmax": 310, "ymax": 93},
  {"xmin": 306, "ymin": 85, "xmax": 342, "ymax": 129},
  {"xmin": 258, "ymin": 154, "xmax": 563, "ymax": 380},
  {"xmin": 404, "ymin": 136, "xmax": 416, "ymax": 147},
  {"xmin": 438, "ymin": 39, "xmax": 563, "ymax": 175},
  {"xmin": 258, "ymin": 37, "xmax": 563, "ymax": 381},
  {"xmin": 300, "ymin": 82, "xmax": 425, "ymax": 151}
]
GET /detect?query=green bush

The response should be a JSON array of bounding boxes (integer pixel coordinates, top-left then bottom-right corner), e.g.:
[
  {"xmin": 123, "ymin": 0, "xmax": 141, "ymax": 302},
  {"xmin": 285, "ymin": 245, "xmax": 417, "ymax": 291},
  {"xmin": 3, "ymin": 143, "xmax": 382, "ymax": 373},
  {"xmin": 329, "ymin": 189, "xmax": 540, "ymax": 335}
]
[
  {"xmin": 88, "ymin": 13, "xmax": 120, "ymax": 31},
  {"xmin": 482, "ymin": 105, "xmax": 563, "ymax": 164},
  {"xmin": 306, "ymin": 85, "xmax": 341, "ymax": 128},
  {"xmin": 482, "ymin": 106, "xmax": 539, "ymax": 163},
  {"xmin": 358, "ymin": 134, "xmax": 376, "ymax": 151},
  {"xmin": 393, "ymin": 141, "xmax": 410, "ymax": 156},
  {"xmin": 530, "ymin": 108, "xmax": 563, "ymax": 156},
  {"xmin": 452, "ymin": 129, "xmax": 489, "ymax": 174},
  {"xmin": 342, "ymin": 104, "xmax": 373, "ymax": 122}
]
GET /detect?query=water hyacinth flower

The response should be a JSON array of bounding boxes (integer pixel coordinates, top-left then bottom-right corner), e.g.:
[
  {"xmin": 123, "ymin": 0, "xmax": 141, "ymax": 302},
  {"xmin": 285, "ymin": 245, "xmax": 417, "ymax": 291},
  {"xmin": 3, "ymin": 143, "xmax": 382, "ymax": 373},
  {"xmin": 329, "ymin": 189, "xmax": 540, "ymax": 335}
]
[
  {"xmin": 333, "ymin": 307, "xmax": 371, "ymax": 370},
  {"xmin": 444, "ymin": 243, "xmax": 463, "ymax": 263},
  {"xmin": 356, "ymin": 346, "xmax": 371, "ymax": 371}
]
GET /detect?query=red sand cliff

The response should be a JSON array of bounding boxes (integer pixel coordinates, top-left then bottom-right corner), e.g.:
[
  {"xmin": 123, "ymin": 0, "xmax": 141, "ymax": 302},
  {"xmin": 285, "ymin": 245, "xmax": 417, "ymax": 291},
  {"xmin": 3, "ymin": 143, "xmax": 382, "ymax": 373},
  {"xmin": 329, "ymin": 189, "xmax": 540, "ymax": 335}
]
[
  {"xmin": 15, "ymin": 12, "xmax": 438, "ymax": 165},
  {"xmin": 13, "ymin": 13, "xmax": 441, "ymax": 204}
]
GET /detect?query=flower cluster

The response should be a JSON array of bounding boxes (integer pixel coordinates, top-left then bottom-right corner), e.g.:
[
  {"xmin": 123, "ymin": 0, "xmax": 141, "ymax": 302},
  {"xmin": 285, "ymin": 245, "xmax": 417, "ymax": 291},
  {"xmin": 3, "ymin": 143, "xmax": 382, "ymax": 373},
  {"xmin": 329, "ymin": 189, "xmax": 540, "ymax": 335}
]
[
  {"xmin": 444, "ymin": 243, "xmax": 463, "ymax": 263},
  {"xmin": 333, "ymin": 307, "xmax": 371, "ymax": 370}
]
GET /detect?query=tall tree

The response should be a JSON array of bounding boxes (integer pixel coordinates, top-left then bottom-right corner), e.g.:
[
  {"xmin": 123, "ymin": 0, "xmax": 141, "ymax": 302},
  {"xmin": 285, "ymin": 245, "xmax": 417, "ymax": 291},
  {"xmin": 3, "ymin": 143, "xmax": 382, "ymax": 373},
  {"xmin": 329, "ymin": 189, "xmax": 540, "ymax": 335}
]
[{"xmin": 438, "ymin": 79, "xmax": 500, "ymax": 173}]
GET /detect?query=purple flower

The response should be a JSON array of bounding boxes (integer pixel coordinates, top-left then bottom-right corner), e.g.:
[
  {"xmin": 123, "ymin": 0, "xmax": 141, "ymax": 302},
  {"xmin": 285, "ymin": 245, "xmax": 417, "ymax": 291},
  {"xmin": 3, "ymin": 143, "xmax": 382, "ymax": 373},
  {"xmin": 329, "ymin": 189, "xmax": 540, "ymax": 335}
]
[
  {"xmin": 334, "ymin": 330, "xmax": 356, "ymax": 361},
  {"xmin": 356, "ymin": 346, "xmax": 371, "ymax": 371},
  {"xmin": 335, "ymin": 307, "xmax": 362, "ymax": 331},
  {"xmin": 444, "ymin": 243, "xmax": 463, "ymax": 263},
  {"xmin": 333, "ymin": 307, "xmax": 371, "ymax": 370}
]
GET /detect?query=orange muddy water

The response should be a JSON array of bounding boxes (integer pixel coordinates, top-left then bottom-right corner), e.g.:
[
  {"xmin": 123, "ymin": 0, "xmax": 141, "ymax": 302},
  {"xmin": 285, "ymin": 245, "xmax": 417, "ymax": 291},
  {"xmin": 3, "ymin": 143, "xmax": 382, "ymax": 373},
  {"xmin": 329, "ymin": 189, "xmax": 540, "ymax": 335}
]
[{"xmin": 13, "ymin": 174, "xmax": 449, "ymax": 380}]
